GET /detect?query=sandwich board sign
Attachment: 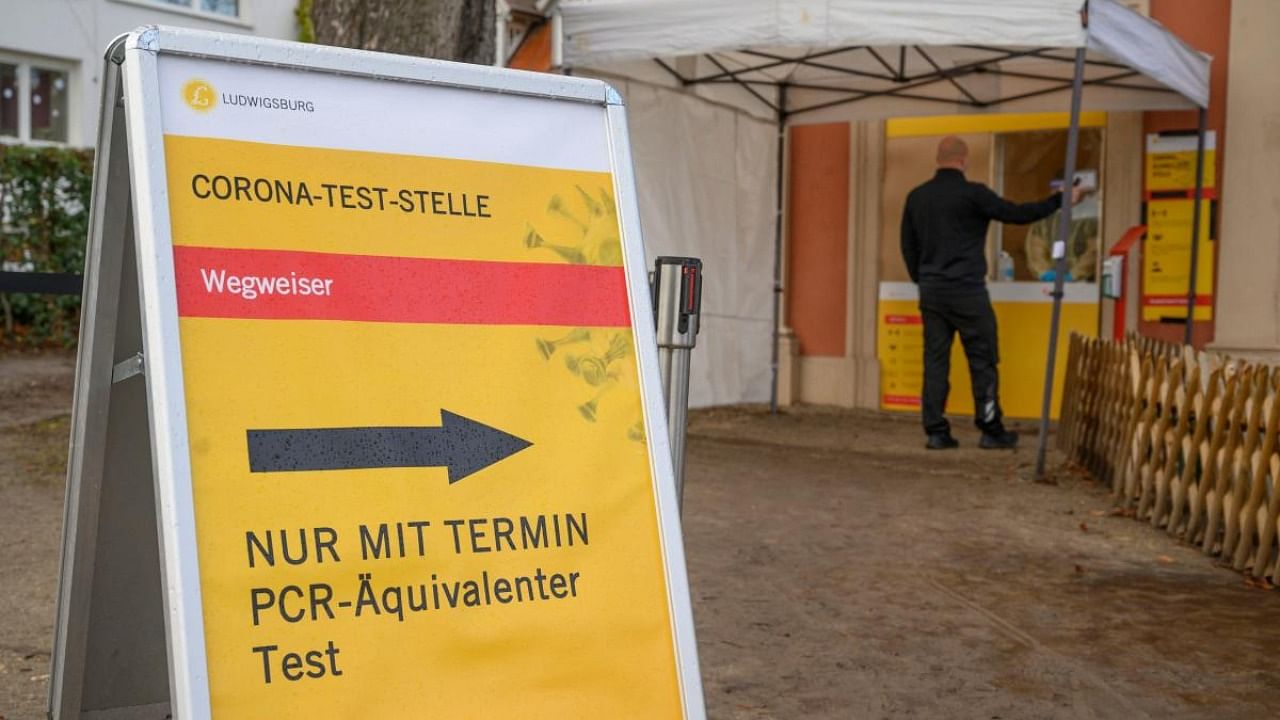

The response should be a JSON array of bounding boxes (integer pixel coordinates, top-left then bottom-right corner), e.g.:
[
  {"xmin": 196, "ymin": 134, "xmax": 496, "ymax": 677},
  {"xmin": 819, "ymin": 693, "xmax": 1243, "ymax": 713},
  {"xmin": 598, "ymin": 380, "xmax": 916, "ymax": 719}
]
[{"xmin": 50, "ymin": 26, "xmax": 704, "ymax": 719}]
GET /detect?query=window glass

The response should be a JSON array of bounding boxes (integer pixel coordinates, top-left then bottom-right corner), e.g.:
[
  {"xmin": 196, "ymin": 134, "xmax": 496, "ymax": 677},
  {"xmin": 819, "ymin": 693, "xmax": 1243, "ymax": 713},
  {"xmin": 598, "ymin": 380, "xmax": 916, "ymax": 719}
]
[
  {"xmin": 200, "ymin": 0, "xmax": 239, "ymax": 17},
  {"xmin": 0, "ymin": 63, "xmax": 17, "ymax": 138},
  {"xmin": 998, "ymin": 128, "xmax": 1103, "ymax": 282},
  {"xmin": 30, "ymin": 66, "xmax": 69, "ymax": 143}
]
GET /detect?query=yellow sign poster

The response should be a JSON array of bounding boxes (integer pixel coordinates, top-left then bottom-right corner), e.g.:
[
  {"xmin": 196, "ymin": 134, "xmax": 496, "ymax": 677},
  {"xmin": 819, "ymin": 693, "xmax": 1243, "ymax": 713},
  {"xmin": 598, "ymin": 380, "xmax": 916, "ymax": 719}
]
[
  {"xmin": 877, "ymin": 304, "xmax": 926, "ymax": 412},
  {"xmin": 1142, "ymin": 132, "xmax": 1216, "ymax": 321},
  {"xmin": 877, "ymin": 283, "xmax": 1097, "ymax": 419},
  {"xmin": 142, "ymin": 51, "xmax": 696, "ymax": 717},
  {"xmin": 1144, "ymin": 132, "xmax": 1216, "ymax": 191},
  {"xmin": 1142, "ymin": 198, "xmax": 1214, "ymax": 321}
]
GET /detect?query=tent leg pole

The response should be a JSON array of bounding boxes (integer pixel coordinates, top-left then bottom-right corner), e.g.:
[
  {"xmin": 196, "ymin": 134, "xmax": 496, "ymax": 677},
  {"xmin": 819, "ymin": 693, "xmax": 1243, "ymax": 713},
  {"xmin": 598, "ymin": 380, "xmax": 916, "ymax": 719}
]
[
  {"xmin": 1184, "ymin": 106, "xmax": 1208, "ymax": 346},
  {"xmin": 770, "ymin": 88, "xmax": 787, "ymax": 414},
  {"xmin": 1033, "ymin": 46, "xmax": 1086, "ymax": 482}
]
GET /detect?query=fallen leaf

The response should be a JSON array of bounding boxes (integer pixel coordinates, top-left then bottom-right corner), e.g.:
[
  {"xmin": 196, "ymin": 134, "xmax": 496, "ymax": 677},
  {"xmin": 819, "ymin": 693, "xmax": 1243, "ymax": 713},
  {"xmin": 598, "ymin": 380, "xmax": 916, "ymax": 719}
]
[
  {"xmin": 1079, "ymin": 521, "xmax": 1089, "ymax": 532},
  {"xmin": 1090, "ymin": 509, "xmax": 1107, "ymax": 517},
  {"xmin": 1157, "ymin": 555, "xmax": 1175, "ymax": 564},
  {"xmin": 30, "ymin": 673, "xmax": 49, "ymax": 682},
  {"xmin": 1244, "ymin": 576, "xmax": 1276, "ymax": 591}
]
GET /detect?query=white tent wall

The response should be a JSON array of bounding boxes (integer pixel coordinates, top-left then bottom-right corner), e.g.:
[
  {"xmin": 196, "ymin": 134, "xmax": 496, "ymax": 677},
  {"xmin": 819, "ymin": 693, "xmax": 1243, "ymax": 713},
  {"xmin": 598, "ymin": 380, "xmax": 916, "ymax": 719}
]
[{"xmin": 591, "ymin": 75, "xmax": 777, "ymax": 406}]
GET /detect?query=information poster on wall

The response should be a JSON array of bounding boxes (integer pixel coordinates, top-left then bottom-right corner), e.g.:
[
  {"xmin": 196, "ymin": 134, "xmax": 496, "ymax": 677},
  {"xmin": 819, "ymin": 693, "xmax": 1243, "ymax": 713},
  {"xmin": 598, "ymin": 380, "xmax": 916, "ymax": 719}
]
[
  {"xmin": 1143, "ymin": 198, "xmax": 1214, "ymax": 321},
  {"xmin": 878, "ymin": 305, "xmax": 926, "ymax": 412},
  {"xmin": 1143, "ymin": 132, "xmax": 1216, "ymax": 321}
]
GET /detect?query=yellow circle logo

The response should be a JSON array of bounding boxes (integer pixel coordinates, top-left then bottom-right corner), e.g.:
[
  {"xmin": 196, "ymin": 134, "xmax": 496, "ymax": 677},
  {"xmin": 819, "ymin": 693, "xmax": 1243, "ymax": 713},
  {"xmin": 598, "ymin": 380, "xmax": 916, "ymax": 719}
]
[{"xmin": 182, "ymin": 79, "xmax": 216, "ymax": 113}]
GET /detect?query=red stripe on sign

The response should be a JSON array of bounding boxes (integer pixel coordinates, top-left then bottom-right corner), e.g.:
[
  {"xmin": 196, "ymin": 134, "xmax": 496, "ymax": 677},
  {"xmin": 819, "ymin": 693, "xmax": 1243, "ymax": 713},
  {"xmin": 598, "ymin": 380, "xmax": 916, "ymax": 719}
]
[
  {"xmin": 885, "ymin": 314, "xmax": 923, "ymax": 325},
  {"xmin": 172, "ymin": 246, "xmax": 631, "ymax": 327},
  {"xmin": 1143, "ymin": 294, "xmax": 1213, "ymax": 307},
  {"xmin": 883, "ymin": 394, "xmax": 922, "ymax": 407},
  {"xmin": 1143, "ymin": 188, "xmax": 1218, "ymax": 201}
]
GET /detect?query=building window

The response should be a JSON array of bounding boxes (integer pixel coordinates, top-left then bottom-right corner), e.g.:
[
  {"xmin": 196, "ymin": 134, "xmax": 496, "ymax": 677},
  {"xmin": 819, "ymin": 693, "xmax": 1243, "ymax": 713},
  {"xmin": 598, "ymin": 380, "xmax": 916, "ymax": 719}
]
[
  {"xmin": 29, "ymin": 67, "xmax": 69, "ymax": 143},
  {"xmin": 150, "ymin": 0, "xmax": 240, "ymax": 18},
  {"xmin": 0, "ymin": 58, "xmax": 72, "ymax": 145},
  {"xmin": 0, "ymin": 64, "xmax": 17, "ymax": 139}
]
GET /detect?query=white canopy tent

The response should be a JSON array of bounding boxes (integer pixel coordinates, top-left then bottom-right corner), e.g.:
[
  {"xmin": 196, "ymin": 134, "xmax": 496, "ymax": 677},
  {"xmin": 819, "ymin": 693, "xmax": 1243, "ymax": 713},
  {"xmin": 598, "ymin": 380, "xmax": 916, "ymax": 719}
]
[
  {"xmin": 554, "ymin": 0, "xmax": 1208, "ymax": 118},
  {"xmin": 545, "ymin": 0, "xmax": 1212, "ymax": 476}
]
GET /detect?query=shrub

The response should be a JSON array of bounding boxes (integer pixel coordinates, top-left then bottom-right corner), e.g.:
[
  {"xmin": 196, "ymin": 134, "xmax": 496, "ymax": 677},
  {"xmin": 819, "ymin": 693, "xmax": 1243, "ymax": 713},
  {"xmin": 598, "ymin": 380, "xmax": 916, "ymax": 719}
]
[{"xmin": 0, "ymin": 144, "xmax": 93, "ymax": 347}]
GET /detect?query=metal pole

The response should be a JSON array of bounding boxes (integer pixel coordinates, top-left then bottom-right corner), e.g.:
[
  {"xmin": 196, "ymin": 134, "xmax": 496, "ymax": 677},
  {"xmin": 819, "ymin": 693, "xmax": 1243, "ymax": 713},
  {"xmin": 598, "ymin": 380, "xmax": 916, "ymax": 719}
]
[
  {"xmin": 1184, "ymin": 106, "xmax": 1208, "ymax": 346},
  {"xmin": 653, "ymin": 257, "xmax": 703, "ymax": 512},
  {"xmin": 1033, "ymin": 45, "xmax": 1087, "ymax": 481},
  {"xmin": 769, "ymin": 84, "xmax": 788, "ymax": 414}
]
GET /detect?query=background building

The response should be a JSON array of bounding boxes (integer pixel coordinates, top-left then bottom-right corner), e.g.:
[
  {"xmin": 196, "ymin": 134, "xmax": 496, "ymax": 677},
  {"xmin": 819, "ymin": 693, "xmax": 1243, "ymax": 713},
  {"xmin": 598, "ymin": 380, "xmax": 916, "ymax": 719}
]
[
  {"xmin": 1213, "ymin": 0, "xmax": 1280, "ymax": 364},
  {"xmin": 0, "ymin": 0, "xmax": 298, "ymax": 148}
]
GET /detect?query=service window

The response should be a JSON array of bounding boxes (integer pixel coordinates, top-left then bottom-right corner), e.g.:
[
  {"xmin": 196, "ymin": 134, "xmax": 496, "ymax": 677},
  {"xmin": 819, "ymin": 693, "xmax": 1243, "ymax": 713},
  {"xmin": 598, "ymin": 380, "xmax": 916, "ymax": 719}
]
[{"xmin": 995, "ymin": 128, "xmax": 1103, "ymax": 283}]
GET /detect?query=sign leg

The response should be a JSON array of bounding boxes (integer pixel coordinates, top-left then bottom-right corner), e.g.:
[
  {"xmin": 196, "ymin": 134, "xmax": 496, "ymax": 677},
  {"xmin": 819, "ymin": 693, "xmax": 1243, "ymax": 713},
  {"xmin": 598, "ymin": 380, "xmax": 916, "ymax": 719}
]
[{"xmin": 50, "ymin": 46, "xmax": 171, "ymax": 720}]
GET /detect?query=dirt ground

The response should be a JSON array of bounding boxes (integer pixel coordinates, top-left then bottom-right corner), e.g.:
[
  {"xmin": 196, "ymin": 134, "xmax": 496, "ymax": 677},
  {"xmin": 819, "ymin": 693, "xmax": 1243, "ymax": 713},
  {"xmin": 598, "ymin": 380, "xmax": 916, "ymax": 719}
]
[
  {"xmin": 0, "ymin": 351, "xmax": 75, "ymax": 720},
  {"xmin": 685, "ymin": 409, "xmax": 1280, "ymax": 719},
  {"xmin": 2, "ymin": 351, "xmax": 1279, "ymax": 718}
]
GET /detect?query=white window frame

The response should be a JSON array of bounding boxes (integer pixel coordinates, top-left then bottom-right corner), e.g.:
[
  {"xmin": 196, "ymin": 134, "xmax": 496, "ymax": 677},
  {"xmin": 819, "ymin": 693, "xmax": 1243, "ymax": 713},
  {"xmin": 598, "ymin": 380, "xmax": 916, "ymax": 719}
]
[
  {"xmin": 0, "ymin": 53, "xmax": 78, "ymax": 147},
  {"xmin": 108, "ymin": 0, "xmax": 254, "ymax": 29}
]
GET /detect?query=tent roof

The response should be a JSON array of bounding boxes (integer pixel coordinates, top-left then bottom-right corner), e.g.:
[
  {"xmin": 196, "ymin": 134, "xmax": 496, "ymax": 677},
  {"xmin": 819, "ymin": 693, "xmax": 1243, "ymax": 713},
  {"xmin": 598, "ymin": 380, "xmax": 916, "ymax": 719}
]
[{"xmin": 554, "ymin": 0, "xmax": 1209, "ymax": 123}]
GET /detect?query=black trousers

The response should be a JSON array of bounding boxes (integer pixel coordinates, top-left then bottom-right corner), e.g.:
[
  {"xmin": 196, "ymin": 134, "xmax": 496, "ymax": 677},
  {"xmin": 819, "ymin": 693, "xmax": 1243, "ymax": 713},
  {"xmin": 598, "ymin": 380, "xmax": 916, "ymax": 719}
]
[{"xmin": 919, "ymin": 288, "xmax": 1004, "ymax": 436}]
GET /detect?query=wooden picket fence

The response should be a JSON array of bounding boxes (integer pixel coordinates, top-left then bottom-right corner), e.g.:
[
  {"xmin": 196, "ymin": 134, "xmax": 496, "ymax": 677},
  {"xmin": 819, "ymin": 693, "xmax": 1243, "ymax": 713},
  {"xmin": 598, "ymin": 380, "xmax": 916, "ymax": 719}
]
[{"xmin": 1059, "ymin": 333, "xmax": 1280, "ymax": 582}]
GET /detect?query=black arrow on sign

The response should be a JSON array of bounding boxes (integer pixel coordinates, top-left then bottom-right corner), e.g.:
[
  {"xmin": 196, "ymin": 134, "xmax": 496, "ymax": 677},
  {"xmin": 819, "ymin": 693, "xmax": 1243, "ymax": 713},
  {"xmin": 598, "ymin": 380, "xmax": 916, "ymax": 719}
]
[{"xmin": 246, "ymin": 410, "xmax": 532, "ymax": 483}]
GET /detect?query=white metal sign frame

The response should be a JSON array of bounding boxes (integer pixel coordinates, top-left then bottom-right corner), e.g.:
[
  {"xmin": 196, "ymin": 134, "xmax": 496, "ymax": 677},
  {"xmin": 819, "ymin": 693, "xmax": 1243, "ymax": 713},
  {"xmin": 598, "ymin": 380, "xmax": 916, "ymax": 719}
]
[{"xmin": 56, "ymin": 25, "xmax": 704, "ymax": 719}]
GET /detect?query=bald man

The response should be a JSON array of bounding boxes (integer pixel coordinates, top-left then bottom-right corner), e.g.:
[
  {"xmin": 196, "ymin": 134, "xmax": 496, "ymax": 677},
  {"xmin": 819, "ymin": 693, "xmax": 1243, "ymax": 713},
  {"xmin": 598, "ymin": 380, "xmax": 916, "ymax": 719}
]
[{"xmin": 901, "ymin": 136, "xmax": 1083, "ymax": 450}]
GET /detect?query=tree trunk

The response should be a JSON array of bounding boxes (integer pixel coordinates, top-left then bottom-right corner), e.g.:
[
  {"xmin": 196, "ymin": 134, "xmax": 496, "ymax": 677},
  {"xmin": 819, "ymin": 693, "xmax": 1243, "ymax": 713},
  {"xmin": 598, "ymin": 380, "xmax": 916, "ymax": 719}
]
[{"xmin": 309, "ymin": 0, "xmax": 495, "ymax": 65}]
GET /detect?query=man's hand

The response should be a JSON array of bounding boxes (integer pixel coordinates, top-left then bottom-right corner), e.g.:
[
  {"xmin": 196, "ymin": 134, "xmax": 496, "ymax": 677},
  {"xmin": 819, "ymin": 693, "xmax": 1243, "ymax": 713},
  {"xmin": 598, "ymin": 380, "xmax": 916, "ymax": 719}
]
[{"xmin": 1071, "ymin": 183, "xmax": 1089, "ymax": 205}]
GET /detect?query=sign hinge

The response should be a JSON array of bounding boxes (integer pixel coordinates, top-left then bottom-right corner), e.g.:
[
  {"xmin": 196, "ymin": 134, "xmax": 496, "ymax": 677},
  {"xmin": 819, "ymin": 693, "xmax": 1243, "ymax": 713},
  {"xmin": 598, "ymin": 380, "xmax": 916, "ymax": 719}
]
[{"xmin": 112, "ymin": 352, "xmax": 144, "ymax": 384}]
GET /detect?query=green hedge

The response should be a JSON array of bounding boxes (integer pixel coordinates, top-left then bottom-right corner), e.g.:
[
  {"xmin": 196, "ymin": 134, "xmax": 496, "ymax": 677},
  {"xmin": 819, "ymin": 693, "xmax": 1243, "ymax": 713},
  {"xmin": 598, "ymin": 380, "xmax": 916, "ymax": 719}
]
[{"xmin": 0, "ymin": 144, "xmax": 93, "ymax": 347}]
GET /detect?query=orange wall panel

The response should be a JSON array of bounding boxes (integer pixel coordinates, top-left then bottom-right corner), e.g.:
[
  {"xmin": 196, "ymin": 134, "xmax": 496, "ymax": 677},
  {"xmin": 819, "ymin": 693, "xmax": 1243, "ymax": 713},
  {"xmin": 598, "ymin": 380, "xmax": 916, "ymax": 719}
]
[
  {"xmin": 1140, "ymin": 0, "xmax": 1231, "ymax": 348},
  {"xmin": 509, "ymin": 23, "xmax": 553, "ymax": 72},
  {"xmin": 1145, "ymin": 0, "xmax": 1231, "ymax": 169},
  {"xmin": 786, "ymin": 123, "xmax": 850, "ymax": 357}
]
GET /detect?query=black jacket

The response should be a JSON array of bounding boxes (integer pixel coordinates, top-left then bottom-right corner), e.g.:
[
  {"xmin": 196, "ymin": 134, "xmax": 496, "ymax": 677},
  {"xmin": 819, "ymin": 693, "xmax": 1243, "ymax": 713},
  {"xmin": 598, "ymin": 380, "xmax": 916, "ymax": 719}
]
[{"xmin": 901, "ymin": 168, "xmax": 1062, "ymax": 292}]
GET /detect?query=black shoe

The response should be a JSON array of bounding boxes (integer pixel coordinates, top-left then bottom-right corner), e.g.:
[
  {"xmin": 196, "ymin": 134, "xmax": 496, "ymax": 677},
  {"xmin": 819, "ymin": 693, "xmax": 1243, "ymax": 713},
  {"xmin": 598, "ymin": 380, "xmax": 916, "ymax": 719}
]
[
  {"xmin": 979, "ymin": 430, "xmax": 1019, "ymax": 449},
  {"xmin": 926, "ymin": 433, "xmax": 959, "ymax": 450}
]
